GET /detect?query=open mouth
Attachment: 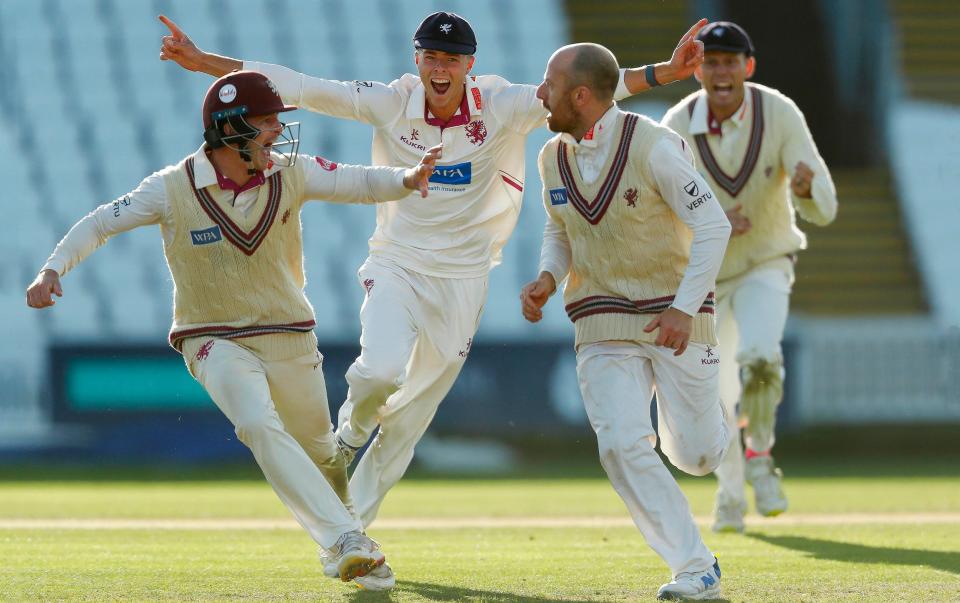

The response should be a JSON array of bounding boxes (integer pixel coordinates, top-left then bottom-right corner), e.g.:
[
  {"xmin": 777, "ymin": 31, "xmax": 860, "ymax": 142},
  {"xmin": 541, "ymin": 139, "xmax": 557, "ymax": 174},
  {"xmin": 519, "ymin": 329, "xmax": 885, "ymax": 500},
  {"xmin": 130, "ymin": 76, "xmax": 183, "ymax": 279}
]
[
  {"xmin": 713, "ymin": 83, "xmax": 734, "ymax": 99},
  {"xmin": 431, "ymin": 78, "xmax": 451, "ymax": 95}
]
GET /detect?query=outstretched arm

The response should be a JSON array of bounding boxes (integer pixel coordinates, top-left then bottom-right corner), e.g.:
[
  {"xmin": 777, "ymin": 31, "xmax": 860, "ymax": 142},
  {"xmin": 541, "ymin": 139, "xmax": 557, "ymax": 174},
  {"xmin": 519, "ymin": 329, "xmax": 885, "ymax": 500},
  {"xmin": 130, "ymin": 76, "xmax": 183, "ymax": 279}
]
[
  {"xmin": 302, "ymin": 145, "xmax": 442, "ymax": 205},
  {"xmin": 158, "ymin": 15, "xmax": 403, "ymax": 125},
  {"xmin": 619, "ymin": 18, "xmax": 707, "ymax": 97},
  {"xmin": 26, "ymin": 174, "xmax": 167, "ymax": 310}
]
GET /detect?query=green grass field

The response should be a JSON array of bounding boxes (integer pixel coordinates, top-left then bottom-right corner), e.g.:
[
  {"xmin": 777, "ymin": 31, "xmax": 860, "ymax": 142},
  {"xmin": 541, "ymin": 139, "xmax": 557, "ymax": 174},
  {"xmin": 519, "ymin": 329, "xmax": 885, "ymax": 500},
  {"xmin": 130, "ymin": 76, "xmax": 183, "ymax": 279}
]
[{"xmin": 1, "ymin": 454, "xmax": 959, "ymax": 601}]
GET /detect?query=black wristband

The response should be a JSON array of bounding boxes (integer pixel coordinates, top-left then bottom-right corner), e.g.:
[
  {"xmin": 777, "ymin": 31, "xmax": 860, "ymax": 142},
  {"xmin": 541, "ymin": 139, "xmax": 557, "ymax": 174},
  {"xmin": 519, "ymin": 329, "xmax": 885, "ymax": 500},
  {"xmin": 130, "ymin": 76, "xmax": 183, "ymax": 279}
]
[{"xmin": 645, "ymin": 64, "xmax": 660, "ymax": 88}]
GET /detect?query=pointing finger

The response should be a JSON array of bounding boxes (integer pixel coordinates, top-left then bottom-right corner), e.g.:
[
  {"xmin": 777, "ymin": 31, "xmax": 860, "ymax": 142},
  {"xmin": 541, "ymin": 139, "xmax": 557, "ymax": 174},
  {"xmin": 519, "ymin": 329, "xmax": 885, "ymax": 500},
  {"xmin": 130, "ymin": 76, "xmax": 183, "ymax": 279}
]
[
  {"xmin": 158, "ymin": 15, "xmax": 187, "ymax": 41},
  {"xmin": 678, "ymin": 18, "xmax": 708, "ymax": 48}
]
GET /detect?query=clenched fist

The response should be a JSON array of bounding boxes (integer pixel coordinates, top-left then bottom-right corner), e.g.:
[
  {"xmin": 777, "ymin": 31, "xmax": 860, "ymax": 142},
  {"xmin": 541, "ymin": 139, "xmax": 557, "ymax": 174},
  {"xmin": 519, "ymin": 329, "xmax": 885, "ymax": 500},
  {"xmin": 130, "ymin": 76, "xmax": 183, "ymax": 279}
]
[
  {"xmin": 26, "ymin": 269, "xmax": 63, "ymax": 309},
  {"xmin": 520, "ymin": 272, "xmax": 557, "ymax": 323}
]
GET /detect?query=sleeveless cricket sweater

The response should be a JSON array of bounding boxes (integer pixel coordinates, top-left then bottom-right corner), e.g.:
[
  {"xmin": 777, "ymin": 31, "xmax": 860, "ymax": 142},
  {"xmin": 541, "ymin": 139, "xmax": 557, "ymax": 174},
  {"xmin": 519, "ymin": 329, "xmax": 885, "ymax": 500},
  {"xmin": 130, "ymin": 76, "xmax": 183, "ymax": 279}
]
[
  {"xmin": 161, "ymin": 157, "xmax": 318, "ymax": 359},
  {"xmin": 540, "ymin": 111, "xmax": 717, "ymax": 348},
  {"xmin": 664, "ymin": 83, "xmax": 808, "ymax": 282}
]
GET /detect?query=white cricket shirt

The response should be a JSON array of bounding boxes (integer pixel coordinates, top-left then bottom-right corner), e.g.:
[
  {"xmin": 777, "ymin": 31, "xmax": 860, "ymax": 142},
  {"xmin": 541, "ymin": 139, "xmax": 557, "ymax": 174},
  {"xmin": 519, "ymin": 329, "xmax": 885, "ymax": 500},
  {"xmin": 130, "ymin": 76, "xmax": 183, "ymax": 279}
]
[{"xmin": 247, "ymin": 62, "xmax": 633, "ymax": 278}]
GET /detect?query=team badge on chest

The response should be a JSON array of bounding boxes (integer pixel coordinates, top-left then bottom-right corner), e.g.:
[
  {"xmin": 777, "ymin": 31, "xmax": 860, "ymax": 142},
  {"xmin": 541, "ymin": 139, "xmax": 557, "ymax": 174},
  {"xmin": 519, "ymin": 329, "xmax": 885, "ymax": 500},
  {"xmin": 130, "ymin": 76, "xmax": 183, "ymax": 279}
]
[
  {"xmin": 624, "ymin": 187, "xmax": 638, "ymax": 207},
  {"xmin": 465, "ymin": 120, "xmax": 487, "ymax": 146}
]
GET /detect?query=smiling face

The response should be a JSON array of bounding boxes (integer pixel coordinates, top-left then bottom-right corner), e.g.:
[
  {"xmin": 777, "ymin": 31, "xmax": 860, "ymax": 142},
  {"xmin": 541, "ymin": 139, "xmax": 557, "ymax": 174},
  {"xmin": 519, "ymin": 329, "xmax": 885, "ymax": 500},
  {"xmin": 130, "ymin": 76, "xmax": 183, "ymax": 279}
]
[
  {"xmin": 415, "ymin": 49, "xmax": 475, "ymax": 118},
  {"xmin": 696, "ymin": 50, "xmax": 756, "ymax": 117}
]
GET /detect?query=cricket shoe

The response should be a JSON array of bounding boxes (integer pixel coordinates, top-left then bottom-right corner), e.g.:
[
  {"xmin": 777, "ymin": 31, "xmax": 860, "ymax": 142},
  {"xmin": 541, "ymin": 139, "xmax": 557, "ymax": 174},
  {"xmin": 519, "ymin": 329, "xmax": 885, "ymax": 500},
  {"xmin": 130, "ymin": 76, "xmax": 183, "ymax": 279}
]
[
  {"xmin": 320, "ymin": 537, "xmax": 395, "ymax": 590},
  {"xmin": 328, "ymin": 530, "xmax": 384, "ymax": 581},
  {"xmin": 711, "ymin": 497, "xmax": 746, "ymax": 533},
  {"xmin": 657, "ymin": 559, "xmax": 721, "ymax": 601},
  {"xmin": 745, "ymin": 455, "xmax": 788, "ymax": 517},
  {"xmin": 353, "ymin": 563, "xmax": 396, "ymax": 591}
]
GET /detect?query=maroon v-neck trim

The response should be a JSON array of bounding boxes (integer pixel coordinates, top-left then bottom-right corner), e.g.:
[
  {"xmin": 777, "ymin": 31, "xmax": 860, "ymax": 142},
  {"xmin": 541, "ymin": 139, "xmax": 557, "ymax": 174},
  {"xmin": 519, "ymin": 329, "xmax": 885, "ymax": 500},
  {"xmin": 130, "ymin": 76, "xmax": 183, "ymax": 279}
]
[
  {"xmin": 557, "ymin": 113, "xmax": 638, "ymax": 226},
  {"xmin": 687, "ymin": 87, "xmax": 765, "ymax": 197},
  {"xmin": 186, "ymin": 157, "xmax": 282, "ymax": 256}
]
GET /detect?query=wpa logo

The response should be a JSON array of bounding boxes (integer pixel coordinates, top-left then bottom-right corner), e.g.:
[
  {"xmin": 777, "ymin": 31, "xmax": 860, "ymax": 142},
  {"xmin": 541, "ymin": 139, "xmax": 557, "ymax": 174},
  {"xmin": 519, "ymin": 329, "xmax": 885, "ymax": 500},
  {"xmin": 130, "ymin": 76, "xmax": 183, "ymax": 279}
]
[
  {"xmin": 549, "ymin": 188, "xmax": 568, "ymax": 206},
  {"xmin": 429, "ymin": 162, "xmax": 472, "ymax": 185},
  {"xmin": 190, "ymin": 225, "xmax": 223, "ymax": 245}
]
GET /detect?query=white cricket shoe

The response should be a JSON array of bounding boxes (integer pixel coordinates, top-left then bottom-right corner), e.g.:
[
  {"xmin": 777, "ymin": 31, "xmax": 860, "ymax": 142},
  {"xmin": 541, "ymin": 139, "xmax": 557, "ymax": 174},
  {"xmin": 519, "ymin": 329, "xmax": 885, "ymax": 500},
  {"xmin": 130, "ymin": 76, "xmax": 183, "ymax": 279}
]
[
  {"xmin": 745, "ymin": 455, "xmax": 788, "ymax": 517},
  {"xmin": 657, "ymin": 559, "xmax": 722, "ymax": 601},
  {"xmin": 320, "ymin": 537, "xmax": 395, "ymax": 590},
  {"xmin": 711, "ymin": 498, "xmax": 746, "ymax": 533},
  {"xmin": 328, "ymin": 530, "xmax": 384, "ymax": 581},
  {"xmin": 354, "ymin": 563, "xmax": 396, "ymax": 591}
]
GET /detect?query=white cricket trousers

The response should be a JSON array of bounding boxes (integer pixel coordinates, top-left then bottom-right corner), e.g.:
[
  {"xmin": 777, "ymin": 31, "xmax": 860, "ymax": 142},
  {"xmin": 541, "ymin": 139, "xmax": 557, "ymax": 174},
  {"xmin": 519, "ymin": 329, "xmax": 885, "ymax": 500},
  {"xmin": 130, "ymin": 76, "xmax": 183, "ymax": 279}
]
[
  {"xmin": 182, "ymin": 337, "xmax": 361, "ymax": 549},
  {"xmin": 714, "ymin": 258, "xmax": 793, "ymax": 506},
  {"xmin": 577, "ymin": 340, "xmax": 729, "ymax": 576},
  {"xmin": 337, "ymin": 257, "xmax": 487, "ymax": 527}
]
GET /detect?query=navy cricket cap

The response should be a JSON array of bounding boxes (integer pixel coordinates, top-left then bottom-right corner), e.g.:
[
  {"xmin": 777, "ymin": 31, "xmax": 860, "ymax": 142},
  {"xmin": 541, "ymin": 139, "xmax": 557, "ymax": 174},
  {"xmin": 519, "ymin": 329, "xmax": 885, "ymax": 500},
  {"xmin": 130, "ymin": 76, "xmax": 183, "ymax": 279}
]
[
  {"xmin": 413, "ymin": 12, "xmax": 477, "ymax": 55},
  {"xmin": 696, "ymin": 21, "xmax": 755, "ymax": 57}
]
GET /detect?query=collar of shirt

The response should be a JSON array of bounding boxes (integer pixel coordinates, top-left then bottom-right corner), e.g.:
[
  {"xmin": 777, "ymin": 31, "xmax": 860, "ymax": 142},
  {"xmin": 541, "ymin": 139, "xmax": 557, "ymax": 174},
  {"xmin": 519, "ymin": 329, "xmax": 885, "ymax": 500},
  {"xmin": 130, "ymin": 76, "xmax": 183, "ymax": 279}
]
[
  {"xmin": 558, "ymin": 103, "xmax": 620, "ymax": 151},
  {"xmin": 192, "ymin": 145, "xmax": 278, "ymax": 196},
  {"xmin": 689, "ymin": 86, "xmax": 752, "ymax": 136},
  {"xmin": 406, "ymin": 76, "xmax": 483, "ymax": 127}
]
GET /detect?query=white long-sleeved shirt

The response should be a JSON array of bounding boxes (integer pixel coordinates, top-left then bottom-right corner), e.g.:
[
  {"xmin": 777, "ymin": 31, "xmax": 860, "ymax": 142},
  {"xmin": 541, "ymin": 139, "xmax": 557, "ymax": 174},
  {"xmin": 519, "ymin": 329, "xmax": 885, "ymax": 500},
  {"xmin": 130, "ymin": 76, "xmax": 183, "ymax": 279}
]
[
  {"xmin": 538, "ymin": 104, "xmax": 731, "ymax": 316},
  {"xmin": 247, "ymin": 62, "xmax": 634, "ymax": 278},
  {"xmin": 41, "ymin": 146, "xmax": 408, "ymax": 277}
]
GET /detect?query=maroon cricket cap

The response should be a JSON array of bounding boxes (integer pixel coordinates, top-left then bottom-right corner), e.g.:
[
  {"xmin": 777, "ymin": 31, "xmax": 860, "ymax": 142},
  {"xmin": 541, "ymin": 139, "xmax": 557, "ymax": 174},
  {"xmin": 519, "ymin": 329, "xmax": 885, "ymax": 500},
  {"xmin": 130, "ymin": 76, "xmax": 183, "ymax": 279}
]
[{"xmin": 202, "ymin": 71, "xmax": 296, "ymax": 130}]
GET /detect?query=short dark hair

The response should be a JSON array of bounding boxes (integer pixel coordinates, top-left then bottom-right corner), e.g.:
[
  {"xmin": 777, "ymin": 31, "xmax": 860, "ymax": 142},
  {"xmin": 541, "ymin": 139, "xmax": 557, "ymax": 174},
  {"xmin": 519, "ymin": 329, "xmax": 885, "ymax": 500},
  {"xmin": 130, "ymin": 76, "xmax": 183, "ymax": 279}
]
[{"xmin": 567, "ymin": 43, "xmax": 619, "ymax": 101}]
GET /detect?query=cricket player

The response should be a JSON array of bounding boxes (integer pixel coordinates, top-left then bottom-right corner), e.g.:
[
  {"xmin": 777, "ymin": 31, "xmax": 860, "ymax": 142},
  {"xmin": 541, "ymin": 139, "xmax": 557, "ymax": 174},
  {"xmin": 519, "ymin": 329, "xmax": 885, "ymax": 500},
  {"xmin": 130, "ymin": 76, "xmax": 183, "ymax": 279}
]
[
  {"xmin": 25, "ymin": 71, "xmax": 438, "ymax": 588},
  {"xmin": 158, "ymin": 10, "xmax": 707, "ymax": 565},
  {"xmin": 521, "ymin": 43, "xmax": 732, "ymax": 601},
  {"xmin": 662, "ymin": 22, "xmax": 837, "ymax": 532}
]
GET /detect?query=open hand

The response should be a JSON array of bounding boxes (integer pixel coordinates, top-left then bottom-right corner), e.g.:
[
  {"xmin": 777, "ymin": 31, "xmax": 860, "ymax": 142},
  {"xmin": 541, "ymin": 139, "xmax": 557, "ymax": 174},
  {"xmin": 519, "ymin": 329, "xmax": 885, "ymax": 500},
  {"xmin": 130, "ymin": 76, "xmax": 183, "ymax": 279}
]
[{"xmin": 404, "ymin": 145, "xmax": 442, "ymax": 198}]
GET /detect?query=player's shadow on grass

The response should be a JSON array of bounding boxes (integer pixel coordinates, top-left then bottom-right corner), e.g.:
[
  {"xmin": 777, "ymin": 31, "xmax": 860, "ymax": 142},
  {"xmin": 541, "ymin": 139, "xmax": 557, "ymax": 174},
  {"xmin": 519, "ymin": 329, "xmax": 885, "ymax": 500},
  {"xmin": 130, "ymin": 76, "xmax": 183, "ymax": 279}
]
[
  {"xmin": 346, "ymin": 580, "xmax": 730, "ymax": 602},
  {"xmin": 747, "ymin": 533, "xmax": 960, "ymax": 576}
]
